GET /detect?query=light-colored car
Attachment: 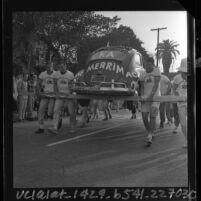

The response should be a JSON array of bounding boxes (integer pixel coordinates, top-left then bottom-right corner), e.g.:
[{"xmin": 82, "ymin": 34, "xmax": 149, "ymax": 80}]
[{"xmin": 73, "ymin": 46, "xmax": 144, "ymax": 96}]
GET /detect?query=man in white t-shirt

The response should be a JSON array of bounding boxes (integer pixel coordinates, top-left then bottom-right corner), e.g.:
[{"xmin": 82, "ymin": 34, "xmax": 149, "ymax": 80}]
[
  {"xmin": 48, "ymin": 61, "xmax": 76, "ymax": 134},
  {"xmin": 159, "ymin": 74, "xmax": 172, "ymax": 128},
  {"xmin": 139, "ymin": 57, "xmax": 161, "ymax": 144},
  {"xmin": 172, "ymin": 58, "xmax": 188, "ymax": 148},
  {"xmin": 35, "ymin": 61, "xmax": 57, "ymax": 134}
]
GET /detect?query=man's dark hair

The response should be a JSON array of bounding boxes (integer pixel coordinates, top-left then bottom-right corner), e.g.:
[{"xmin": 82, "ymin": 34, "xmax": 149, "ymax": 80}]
[{"xmin": 145, "ymin": 57, "xmax": 155, "ymax": 65}]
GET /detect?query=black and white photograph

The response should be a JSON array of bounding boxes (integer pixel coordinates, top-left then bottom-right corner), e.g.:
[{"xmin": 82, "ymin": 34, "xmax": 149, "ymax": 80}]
[{"xmin": 3, "ymin": 0, "xmax": 197, "ymax": 200}]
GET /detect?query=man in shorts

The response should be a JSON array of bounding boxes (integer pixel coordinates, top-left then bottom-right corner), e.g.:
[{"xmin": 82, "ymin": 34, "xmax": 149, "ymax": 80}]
[
  {"xmin": 48, "ymin": 61, "xmax": 76, "ymax": 134},
  {"xmin": 139, "ymin": 57, "xmax": 161, "ymax": 144},
  {"xmin": 35, "ymin": 61, "xmax": 57, "ymax": 133},
  {"xmin": 172, "ymin": 58, "xmax": 188, "ymax": 148}
]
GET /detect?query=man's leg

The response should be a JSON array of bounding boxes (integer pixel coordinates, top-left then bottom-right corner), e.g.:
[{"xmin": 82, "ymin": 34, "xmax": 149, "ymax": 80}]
[
  {"xmin": 178, "ymin": 105, "xmax": 187, "ymax": 141},
  {"xmin": 165, "ymin": 102, "xmax": 172, "ymax": 124},
  {"xmin": 22, "ymin": 97, "xmax": 28, "ymax": 120},
  {"xmin": 141, "ymin": 112, "xmax": 150, "ymax": 132},
  {"xmin": 159, "ymin": 102, "xmax": 165, "ymax": 128},
  {"xmin": 172, "ymin": 103, "xmax": 180, "ymax": 133},
  {"xmin": 81, "ymin": 106, "xmax": 88, "ymax": 127},
  {"xmin": 173, "ymin": 103, "xmax": 180, "ymax": 127},
  {"xmin": 102, "ymin": 101, "xmax": 108, "ymax": 120},
  {"xmin": 150, "ymin": 106, "xmax": 159, "ymax": 134},
  {"xmin": 47, "ymin": 98, "xmax": 55, "ymax": 118},
  {"xmin": 35, "ymin": 98, "xmax": 48, "ymax": 133},
  {"xmin": 67, "ymin": 100, "xmax": 76, "ymax": 132},
  {"xmin": 107, "ymin": 102, "xmax": 112, "ymax": 119}
]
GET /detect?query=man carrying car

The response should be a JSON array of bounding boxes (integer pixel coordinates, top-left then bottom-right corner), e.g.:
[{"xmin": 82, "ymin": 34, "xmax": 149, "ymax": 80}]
[
  {"xmin": 139, "ymin": 57, "xmax": 161, "ymax": 144},
  {"xmin": 48, "ymin": 61, "xmax": 76, "ymax": 134},
  {"xmin": 35, "ymin": 61, "xmax": 57, "ymax": 134}
]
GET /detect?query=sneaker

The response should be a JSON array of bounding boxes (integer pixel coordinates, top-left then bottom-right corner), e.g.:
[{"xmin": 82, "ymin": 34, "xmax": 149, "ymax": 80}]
[
  {"xmin": 145, "ymin": 134, "xmax": 153, "ymax": 143},
  {"xmin": 57, "ymin": 119, "xmax": 62, "ymax": 130},
  {"xmin": 35, "ymin": 128, "xmax": 44, "ymax": 134},
  {"xmin": 48, "ymin": 128, "xmax": 58, "ymax": 135},
  {"xmin": 173, "ymin": 126, "xmax": 179, "ymax": 134},
  {"xmin": 102, "ymin": 118, "xmax": 108, "ymax": 121}
]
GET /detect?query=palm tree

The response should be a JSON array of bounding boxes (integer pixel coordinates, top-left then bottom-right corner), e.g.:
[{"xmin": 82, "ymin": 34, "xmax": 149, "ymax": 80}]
[{"xmin": 157, "ymin": 39, "xmax": 180, "ymax": 75}]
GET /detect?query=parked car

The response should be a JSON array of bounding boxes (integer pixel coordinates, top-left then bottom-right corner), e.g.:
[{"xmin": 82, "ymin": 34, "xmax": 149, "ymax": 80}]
[{"xmin": 73, "ymin": 46, "xmax": 144, "ymax": 96}]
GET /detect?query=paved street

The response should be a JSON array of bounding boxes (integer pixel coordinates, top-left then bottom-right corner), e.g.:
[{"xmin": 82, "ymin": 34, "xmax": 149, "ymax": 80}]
[{"xmin": 13, "ymin": 109, "xmax": 188, "ymax": 188}]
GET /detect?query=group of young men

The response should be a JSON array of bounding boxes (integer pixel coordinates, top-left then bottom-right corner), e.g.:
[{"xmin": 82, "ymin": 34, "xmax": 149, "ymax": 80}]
[
  {"xmin": 35, "ymin": 60, "xmax": 76, "ymax": 134},
  {"xmin": 15, "ymin": 56, "xmax": 187, "ymax": 148}
]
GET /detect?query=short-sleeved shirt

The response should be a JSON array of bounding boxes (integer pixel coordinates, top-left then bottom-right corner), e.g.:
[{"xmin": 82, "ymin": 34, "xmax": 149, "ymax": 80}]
[
  {"xmin": 172, "ymin": 73, "xmax": 187, "ymax": 107},
  {"xmin": 139, "ymin": 67, "xmax": 161, "ymax": 98},
  {"xmin": 39, "ymin": 70, "xmax": 57, "ymax": 93},
  {"xmin": 160, "ymin": 74, "xmax": 170, "ymax": 95},
  {"xmin": 173, "ymin": 74, "xmax": 187, "ymax": 97},
  {"xmin": 55, "ymin": 70, "xmax": 74, "ymax": 94}
]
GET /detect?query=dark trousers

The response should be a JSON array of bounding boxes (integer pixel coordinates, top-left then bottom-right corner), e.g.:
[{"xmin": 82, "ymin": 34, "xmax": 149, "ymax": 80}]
[
  {"xmin": 159, "ymin": 102, "xmax": 166, "ymax": 123},
  {"xmin": 165, "ymin": 102, "xmax": 173, "ymax": 122},
  {"xmin": 172, "ymin": 103, "xmax": 180, "ymax": 127}
]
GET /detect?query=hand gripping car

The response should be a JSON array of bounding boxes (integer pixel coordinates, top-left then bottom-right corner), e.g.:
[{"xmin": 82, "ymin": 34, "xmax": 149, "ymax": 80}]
[{"xmin": 72, "ymin": 46, "xmax": 144, "ymax": 96}]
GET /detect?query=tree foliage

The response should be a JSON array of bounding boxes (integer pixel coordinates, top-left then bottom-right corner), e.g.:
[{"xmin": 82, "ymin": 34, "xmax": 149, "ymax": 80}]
[
  {"xmin": 13, "ymin": 12, "xmax": 149, "ymax": 75},
  {"xmin": 157, "ymin": 39, "xmax": 180, "ymax": 75}
]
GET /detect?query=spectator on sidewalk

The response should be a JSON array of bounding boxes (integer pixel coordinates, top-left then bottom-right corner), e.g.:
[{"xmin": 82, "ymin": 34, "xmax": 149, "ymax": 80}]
[
  {"xmin": 17, "ymin": 73, "xmax": 29, "ymax": 121},
  {"xmin": 139, "ymin": 57, "xmax": 161, "ymax": 144},
  {"xmin": 26, "ymin": 73, "xmax": 37, "ymax": 120},
  {"xmin": 172, "ymin": 58, "xmax": 188, "ymax": 148},
  {"xmin": 35, "ymin": 61, "xmax": 57, "ymax": 134}
]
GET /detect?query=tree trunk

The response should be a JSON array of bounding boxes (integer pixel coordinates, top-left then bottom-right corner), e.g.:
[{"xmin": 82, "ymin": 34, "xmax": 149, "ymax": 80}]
[{"xmin": 162, "ymin": 55, "xmax": 172, "ymax": 76}]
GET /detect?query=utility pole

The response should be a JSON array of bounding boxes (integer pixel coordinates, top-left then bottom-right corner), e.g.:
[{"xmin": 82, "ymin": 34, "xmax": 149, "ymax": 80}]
[{"xmin": 151, "ymin": 27, "xmax": 167, "ymax": 67}]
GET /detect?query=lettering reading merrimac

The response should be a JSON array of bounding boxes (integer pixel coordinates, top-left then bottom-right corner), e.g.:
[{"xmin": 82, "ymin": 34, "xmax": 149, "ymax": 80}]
[{"xmin": 86, "ymin": 62, "xmax": 124, "ymax": 75}]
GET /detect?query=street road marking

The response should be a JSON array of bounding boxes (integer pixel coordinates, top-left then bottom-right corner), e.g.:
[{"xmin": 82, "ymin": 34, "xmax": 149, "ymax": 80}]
[
  {"xmin": 76, "ymin": 127, "xmax": 145, "ymax": 141},
  {"xmin": 46, "ymin": 122, "xmax": 131, "ymax": 147}
]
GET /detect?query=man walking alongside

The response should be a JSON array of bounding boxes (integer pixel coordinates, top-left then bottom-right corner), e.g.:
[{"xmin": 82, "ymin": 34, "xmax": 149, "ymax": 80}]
[
  {"xmin": 172, "ymin": 58, "xmax": 188, "ymax": 148},
  {"xmin": 139, "ymin": 57, "xmax": 161, "ymax": 144}
]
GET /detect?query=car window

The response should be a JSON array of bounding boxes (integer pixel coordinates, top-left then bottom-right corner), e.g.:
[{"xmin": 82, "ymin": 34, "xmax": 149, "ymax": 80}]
[{"xmin": 134, "ymin": 53, "xmax": 142, "ymax": 66}]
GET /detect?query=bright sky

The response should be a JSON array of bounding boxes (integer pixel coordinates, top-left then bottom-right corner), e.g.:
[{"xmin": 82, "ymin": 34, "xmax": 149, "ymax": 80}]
[{"xmin": 96, "ymin": 11, "xmax": 187, "ymax": 72}]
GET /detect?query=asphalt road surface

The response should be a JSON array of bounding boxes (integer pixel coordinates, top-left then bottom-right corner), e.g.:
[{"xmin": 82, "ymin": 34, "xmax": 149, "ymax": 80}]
[{"xmin": 13, "ymin": 109, "xmax": 188, "ymax": 188}]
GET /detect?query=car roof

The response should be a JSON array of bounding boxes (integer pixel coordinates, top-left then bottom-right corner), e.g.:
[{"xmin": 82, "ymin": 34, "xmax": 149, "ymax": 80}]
[{"xmin": 92, "ymin": 46, "xmax": 140, "ymax": 54}]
